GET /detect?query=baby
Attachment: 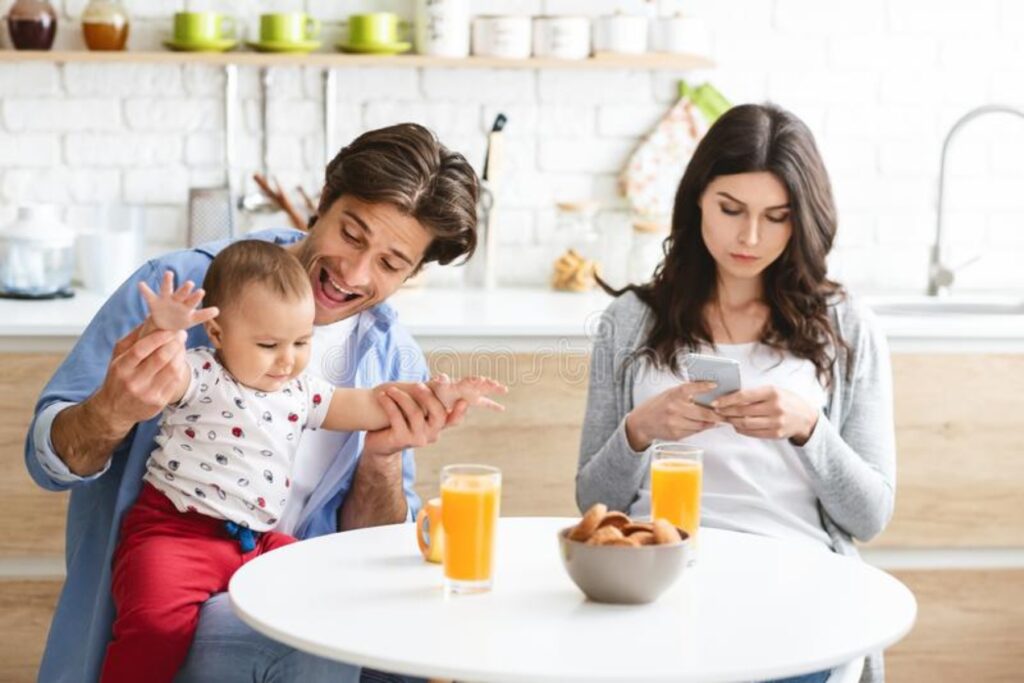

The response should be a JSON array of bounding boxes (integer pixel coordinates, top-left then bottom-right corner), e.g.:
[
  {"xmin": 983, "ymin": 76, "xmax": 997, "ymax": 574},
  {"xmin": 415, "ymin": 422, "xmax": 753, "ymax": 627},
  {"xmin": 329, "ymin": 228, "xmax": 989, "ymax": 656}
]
[{"xmin": 101, "ymin": 240, "xmax": 506, "ymax": 683}]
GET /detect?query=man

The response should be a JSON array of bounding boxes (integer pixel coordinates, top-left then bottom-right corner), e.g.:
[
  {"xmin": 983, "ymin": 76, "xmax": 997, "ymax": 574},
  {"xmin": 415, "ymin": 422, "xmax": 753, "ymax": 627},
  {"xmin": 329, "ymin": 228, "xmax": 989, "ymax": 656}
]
[{"xmin": 25, "ymin": 124, "xmax": 479, "ymax": 683}]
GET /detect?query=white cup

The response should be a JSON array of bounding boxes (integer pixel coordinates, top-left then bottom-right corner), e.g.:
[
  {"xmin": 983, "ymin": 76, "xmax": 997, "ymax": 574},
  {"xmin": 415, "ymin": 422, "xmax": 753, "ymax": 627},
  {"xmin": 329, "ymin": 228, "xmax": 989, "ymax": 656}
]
[
  {"xmin": 414, "ymin": 0, "xmax": 470, "ymax": 57},
  {"xmin": 77, "ymin": 230, "xmax": 139, "ymax": 295},
  {"xmin": 472, "ymin": 15, "xmax": 531, "ymax": 59},
  {"xmin": 532, "ymin": 15, "xmax": 590, "ymax": 60},
  {"xmin": 649, "ymin": 13, "xmax": 709, "ymax": 55},
  {"xmin": 74, "ymin": 205, "xmax": 143, "ymax": 295},
  {"xmin": 593, "ymin": 14, "xmax": 647, "ymax": 55}
]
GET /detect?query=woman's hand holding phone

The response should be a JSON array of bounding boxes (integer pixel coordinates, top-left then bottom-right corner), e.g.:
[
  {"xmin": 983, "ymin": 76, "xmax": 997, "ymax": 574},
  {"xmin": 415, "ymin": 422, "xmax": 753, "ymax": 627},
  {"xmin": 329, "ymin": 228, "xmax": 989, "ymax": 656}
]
[
  {"xmin": 711, "ymin": 386, "xmax": 819, "ymax": 445},
  {"xmin": 624, "ymin": 381, "xmax": 724, "ymax": 452}
]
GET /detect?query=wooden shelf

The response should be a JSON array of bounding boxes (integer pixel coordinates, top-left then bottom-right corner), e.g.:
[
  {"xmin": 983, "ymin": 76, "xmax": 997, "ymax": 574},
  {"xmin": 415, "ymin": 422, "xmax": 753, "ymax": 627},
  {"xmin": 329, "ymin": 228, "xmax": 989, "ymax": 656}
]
[{"xmin": 0, "ymin": 49, "xmax": 712, "ymax": 70}]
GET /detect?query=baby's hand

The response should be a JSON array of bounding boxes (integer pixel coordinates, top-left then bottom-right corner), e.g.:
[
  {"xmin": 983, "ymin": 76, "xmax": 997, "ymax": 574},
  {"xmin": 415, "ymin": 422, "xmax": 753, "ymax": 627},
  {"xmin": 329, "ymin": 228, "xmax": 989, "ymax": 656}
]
[
  {"xmin": 427, "ymin": 373, "xmax": 508, "ymax": 413},
  {"xmin": 139, "ymin": 270, "xmax": 219, "ymax": 332}
]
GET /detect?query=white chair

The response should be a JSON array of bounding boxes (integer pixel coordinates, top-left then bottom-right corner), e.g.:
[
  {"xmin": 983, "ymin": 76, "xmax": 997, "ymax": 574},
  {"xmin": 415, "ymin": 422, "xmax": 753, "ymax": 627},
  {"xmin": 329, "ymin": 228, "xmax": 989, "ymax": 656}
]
[{"xmin": 826, "ymin": 656, "xmax": 865, "ymax": 683}]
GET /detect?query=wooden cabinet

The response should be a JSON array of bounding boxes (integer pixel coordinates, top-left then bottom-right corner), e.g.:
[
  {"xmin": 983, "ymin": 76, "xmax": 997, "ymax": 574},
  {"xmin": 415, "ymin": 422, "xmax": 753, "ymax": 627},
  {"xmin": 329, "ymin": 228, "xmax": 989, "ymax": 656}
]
[
  {"xmin": 2, "ymin": 351, "xmax": 1023, "ymax": 682},
  {"xmin": 414, "ymin": 353, "xmax": 1024, "ymax": 549},
  {"xmin": 0, "ymin": 354, "xmax": 67, "ymax": 557},
  {"xmin": 0, "ymin": 579, "xmax": 62, "ymax": 683},
  {"xmin": 871, "ymin": 355, "xmax": 1024, "ymax": 548}
]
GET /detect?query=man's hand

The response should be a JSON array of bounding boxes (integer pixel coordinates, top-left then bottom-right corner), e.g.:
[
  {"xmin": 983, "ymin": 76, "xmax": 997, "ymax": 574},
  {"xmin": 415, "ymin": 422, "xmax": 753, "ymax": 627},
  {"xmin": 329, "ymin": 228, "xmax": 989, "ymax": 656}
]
[
  {"xmin": 52, "ymin": 322, "xmax": 189, "ymax": 476},
  {"xmin": 364, "ymin": 382, "xmax": 469, "ymax": 458},
  {"xmin": 96, "ymin": 323, "xmax": 190, "ymax": 433}
]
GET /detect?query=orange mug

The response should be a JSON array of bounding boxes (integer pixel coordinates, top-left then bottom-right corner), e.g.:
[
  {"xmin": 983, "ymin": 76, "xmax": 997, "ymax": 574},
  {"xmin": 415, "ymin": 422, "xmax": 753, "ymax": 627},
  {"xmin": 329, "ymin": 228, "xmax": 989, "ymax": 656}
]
[{"xmin": 415, "ymin": 497, "xmax": 444, "ymax": 563}]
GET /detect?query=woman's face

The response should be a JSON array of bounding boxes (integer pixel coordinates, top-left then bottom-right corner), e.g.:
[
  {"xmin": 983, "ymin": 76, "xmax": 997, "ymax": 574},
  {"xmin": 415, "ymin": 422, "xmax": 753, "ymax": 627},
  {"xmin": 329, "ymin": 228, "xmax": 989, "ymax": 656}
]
[{"xmin": 699, "ymin": 171, "xmax": 793, "ymax": 285}]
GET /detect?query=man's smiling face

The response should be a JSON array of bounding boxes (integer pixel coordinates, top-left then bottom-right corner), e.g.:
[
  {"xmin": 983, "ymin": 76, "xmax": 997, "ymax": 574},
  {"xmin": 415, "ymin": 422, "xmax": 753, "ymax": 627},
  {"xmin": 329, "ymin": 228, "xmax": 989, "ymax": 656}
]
[{"xmin": 290, "ymin": 195, "xmax": 434, "ymax": 325}]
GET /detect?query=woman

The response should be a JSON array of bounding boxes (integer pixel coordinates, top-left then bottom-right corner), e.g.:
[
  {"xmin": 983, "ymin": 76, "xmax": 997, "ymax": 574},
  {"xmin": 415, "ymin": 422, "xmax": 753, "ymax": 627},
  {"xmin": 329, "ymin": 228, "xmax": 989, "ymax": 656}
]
[{"xmin": 576, "ymin": 104, "xmax": 895, "ymax": 683}]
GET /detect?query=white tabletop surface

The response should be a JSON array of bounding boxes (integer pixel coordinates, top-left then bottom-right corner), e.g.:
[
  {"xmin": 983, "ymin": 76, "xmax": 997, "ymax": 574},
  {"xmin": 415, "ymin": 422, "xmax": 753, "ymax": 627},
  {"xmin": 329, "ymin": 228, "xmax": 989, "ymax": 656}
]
[{"xmin": 229, "ymin": 517, "xmax": 917, "ymax": 683}]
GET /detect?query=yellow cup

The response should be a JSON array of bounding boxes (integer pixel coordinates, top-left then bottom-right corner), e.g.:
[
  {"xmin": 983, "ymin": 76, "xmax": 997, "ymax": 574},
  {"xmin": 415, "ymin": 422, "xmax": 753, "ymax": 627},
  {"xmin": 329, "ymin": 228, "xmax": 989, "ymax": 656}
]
[
  {"xmin": 440, "ymin": 464, "xmax": 501, "ymax": 594},
  {"xmin": 415, "ymin": 497, "xmax": 444, "ymax": 563}
]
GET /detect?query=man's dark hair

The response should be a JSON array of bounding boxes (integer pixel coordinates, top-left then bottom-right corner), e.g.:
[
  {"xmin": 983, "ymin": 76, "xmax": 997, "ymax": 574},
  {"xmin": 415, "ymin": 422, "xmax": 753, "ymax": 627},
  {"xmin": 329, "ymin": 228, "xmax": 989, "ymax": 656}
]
[{"xmin": 316, "ymin": 123, "xmax": 479, "ymax": 268}]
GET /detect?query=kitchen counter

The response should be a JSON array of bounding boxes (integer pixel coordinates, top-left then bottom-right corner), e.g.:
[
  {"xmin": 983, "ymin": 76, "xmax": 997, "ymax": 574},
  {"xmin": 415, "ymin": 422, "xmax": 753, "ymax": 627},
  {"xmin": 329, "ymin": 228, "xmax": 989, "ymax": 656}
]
[{"xmin": 0, "ymin": 287, "xmax": 1022, "ymax": 353}]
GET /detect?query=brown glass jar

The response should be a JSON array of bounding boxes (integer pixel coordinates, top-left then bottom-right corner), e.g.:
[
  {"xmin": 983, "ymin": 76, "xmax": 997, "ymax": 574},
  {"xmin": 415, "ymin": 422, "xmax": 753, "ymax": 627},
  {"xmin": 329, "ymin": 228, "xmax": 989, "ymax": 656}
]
[
  {"xmin": 81, "ymin": 0, "xmax": 129, "ymax": 50},
  {"xmin": 7, "ymin": 0, "xmax": 58, "ymax": 50}
]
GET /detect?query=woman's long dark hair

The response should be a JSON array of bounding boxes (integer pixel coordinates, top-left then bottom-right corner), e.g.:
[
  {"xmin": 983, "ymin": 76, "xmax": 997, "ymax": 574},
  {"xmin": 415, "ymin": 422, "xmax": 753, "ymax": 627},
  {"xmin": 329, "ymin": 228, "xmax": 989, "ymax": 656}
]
[{"xmin": 605, "ymin": 103, "xmax": 850, "ymax": 386}]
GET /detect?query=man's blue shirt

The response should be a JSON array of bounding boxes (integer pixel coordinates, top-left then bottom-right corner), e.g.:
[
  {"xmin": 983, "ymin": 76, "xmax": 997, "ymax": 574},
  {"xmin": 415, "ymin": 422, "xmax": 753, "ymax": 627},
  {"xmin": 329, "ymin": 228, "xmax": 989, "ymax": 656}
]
[{"xmin": 24, "ymin": 229, "xmax": 425, "ymax": 683}]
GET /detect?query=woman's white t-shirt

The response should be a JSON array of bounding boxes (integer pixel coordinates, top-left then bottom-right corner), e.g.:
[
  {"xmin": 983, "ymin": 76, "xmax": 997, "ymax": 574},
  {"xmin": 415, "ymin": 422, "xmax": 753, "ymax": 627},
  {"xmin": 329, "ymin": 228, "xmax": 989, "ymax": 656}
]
[{"xmin": 631, "ymin": 342, "xmax": 831, "ymax": 549}]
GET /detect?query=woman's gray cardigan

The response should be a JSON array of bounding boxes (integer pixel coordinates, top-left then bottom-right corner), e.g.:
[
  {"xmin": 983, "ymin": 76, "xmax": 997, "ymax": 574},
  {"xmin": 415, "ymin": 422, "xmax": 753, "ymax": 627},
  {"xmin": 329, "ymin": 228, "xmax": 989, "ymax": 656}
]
[{"xmin": 575, "ymin": 291, "xmax": 897, "ymax": 682}]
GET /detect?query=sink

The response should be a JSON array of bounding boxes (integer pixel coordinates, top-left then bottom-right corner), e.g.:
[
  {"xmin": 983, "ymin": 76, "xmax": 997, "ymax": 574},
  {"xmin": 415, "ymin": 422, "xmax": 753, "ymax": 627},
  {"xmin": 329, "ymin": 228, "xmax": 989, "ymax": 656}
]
[{"xmin": 868, "ymin": 297, "xmax": 1024, "ymax": 316}]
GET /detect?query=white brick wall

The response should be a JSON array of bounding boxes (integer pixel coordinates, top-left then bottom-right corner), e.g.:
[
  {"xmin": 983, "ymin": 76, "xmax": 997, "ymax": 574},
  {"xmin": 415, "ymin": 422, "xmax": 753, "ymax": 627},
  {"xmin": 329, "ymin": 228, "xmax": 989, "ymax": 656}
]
[
  {"xmin": 422, "ymin": 68, "xmax": 535, "ymax": 104},
  {"xmin": 0, "ymin": 63, "xmax": 60, "ymax": 95},
  {"xmin": 0, "ymin": 0, "xmax": 1022, "ymax": 294},
  {"xmin": 537, "ymin": 70, "xmax": 652, "ymax": 105},
  {"xmin": 123, "ymin": 166, "xmax": 190, "ymax": 204},
  {"xmin": 0, "ymin": 133, "xmax": 61, "ymax": 167},
  {"xmin": 124, "ymin": 99, "xmax": 222, "ymax": 132},
  {"xmin": 65, "ymin": 133, "xmax": 182, "ymax": 166},
  {"xmin": 4, "ymin": 98, "xmax": 121, "ymax": 131}
]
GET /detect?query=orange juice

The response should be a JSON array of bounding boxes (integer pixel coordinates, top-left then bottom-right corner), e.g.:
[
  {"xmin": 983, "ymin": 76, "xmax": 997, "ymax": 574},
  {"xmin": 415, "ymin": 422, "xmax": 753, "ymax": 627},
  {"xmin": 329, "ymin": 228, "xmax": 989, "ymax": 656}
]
[
  {"xmin": 650, "ymin": 457, "xmax": 702, "ymax": 535},
  {"xmin": 441, "ymin": 472, "xmax": 501, "ymax": 588}
]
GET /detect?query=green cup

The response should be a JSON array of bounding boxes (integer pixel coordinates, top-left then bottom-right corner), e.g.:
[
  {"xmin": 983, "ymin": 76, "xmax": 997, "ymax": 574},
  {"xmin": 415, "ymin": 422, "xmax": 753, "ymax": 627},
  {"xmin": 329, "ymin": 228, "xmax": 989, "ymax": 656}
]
[
  {"xmin": 347, "ymin": 12, "xmax": 403, "ymax": 47},
  {"xmin": 259, "ymin": 12, "xmax": 321, "ymax": 44},
  {"xmin": 173, "ymin": 11, "xmax": 236, "ymax": 44}
]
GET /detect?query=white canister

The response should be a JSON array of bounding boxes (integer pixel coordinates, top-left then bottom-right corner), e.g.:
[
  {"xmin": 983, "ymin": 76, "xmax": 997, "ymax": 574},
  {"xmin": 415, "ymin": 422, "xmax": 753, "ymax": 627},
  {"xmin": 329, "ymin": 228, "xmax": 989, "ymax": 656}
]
[
  {"xmin": 0, "ymin": 206, "xmax": 75, "ymax": 298},
  {"xmin": 649, "ymin": 13, "xmax": 709, "ymax": 55},
  {"xmin": 593, "ymin": 13, "xmax": 647, "ymax": 55},
  {"xmin": 627, "ymin": 219, "xmax": 669, "ymax": 285},
  {"xmin": 532, "ymin": 16, "xmax": 590, "ymax": 60},
  {"xmin": 415, "ymin": 0, "xmax": 470, "ymax": 57},
  {"xmin": 472, "ymin": 15, "xmax": 531, "ymax": 59}
]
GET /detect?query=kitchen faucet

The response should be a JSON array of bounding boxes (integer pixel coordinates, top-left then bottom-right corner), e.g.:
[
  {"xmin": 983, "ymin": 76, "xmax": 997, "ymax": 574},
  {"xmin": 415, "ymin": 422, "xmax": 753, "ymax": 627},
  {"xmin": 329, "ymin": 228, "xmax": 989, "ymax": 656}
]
[{"xmin": 929, "ymin": 104, "xmax": 1024, "ymax": 295}]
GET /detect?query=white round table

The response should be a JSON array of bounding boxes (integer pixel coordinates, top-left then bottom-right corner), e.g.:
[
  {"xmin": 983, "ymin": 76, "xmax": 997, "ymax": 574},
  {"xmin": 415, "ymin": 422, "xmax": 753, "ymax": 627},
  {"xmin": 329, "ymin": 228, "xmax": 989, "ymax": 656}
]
[{"xmin": 229, "ymin": 517, "xmax": 916, "ymax": 683}]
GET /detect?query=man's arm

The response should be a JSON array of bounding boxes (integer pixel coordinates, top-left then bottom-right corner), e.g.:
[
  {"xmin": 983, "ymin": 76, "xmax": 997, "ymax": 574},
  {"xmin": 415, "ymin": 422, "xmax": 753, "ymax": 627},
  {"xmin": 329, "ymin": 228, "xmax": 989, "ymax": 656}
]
[
  {"xmin": 51, "ymin": 271, "xmax": 215, "ymax": 476},
  {"xmin": 338, "ymin": 450, "xmax": 407, "ymax": 530},
  {"xmin": 25, "ymin": 261, "xmax": 196, "ymax": 487},
  {"xmin": 51, "ymin": 326, "xmax": 188, "ymax": 476},
  {"xmin": 338, "ymin": 384, "xmax": 469, "ymax": 530},
  {"xmin": 52, "ymin": 398, "xmax": 135, "ymax": 478}
]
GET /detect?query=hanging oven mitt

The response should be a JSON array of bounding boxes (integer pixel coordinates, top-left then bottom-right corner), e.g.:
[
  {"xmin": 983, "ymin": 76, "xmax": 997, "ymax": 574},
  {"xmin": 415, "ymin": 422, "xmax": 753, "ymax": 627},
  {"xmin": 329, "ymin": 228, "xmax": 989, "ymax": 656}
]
[{"xmin": 619, "ymin": 81, "xmax": 730, "ymax": 222}]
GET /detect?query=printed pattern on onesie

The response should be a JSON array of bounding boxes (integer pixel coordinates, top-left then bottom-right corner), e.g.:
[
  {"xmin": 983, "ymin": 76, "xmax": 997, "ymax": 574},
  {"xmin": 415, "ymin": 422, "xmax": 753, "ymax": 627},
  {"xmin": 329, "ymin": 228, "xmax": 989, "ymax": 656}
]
[{"xmin": 144, "ymin": 346, "xmax": 335, "ymax": 531}]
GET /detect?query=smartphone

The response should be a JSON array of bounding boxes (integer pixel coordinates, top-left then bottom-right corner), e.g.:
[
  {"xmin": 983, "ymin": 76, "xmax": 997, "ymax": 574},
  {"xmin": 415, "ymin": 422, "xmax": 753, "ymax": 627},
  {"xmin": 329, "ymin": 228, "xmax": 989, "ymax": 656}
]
[{"xmin": 683, "ymin": 353, "xmax": 742, "ymax": 407}]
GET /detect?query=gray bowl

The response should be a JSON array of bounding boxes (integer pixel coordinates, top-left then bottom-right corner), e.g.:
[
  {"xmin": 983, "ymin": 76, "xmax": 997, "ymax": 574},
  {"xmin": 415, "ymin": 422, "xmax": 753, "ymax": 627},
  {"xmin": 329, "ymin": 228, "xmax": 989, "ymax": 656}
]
[{"xmin": 557, "ymin": 525, "xmax": 690, "ymax": 604}]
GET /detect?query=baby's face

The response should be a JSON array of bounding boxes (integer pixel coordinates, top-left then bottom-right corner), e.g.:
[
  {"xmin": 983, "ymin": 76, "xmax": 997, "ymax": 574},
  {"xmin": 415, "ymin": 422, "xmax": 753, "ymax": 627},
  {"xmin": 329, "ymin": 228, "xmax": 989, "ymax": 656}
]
[{"xmin": 210, "ymin": 283, "xmax": 315, "ymax": 392}]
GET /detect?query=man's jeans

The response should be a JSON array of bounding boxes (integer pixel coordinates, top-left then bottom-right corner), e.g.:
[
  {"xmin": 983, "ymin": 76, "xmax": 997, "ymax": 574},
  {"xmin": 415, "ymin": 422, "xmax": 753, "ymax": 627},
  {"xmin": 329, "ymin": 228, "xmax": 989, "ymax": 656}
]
[{"xmin": 173, "ymin": 593, "xmax": 424, "ymax": 683}]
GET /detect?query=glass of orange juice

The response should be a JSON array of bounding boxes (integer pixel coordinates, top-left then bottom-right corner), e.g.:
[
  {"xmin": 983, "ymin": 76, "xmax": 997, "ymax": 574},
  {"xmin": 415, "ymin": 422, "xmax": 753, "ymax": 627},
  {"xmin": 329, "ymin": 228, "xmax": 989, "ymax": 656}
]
[
  {"xmin": 440, "ymin": 464, "xmax": 502, "ymax": 595},
  {"xmin": 650, "ymin": 442, "xmax": 702, "ymax": 564}
]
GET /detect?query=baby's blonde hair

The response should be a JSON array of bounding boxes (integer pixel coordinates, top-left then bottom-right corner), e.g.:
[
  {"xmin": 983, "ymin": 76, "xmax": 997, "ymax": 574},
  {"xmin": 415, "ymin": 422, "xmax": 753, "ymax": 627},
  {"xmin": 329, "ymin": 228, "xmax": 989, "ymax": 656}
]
[{"xmin": 202, "ymin": 240, "xmax": 310, "ymax": 312}]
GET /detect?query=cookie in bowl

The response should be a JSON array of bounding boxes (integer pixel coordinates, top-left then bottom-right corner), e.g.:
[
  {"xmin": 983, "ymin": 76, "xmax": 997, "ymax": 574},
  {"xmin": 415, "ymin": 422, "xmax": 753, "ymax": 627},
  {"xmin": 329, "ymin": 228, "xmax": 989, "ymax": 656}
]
[{"xmin": 558, "ymin": 504, "xmax": 690, "ymax": 604}]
